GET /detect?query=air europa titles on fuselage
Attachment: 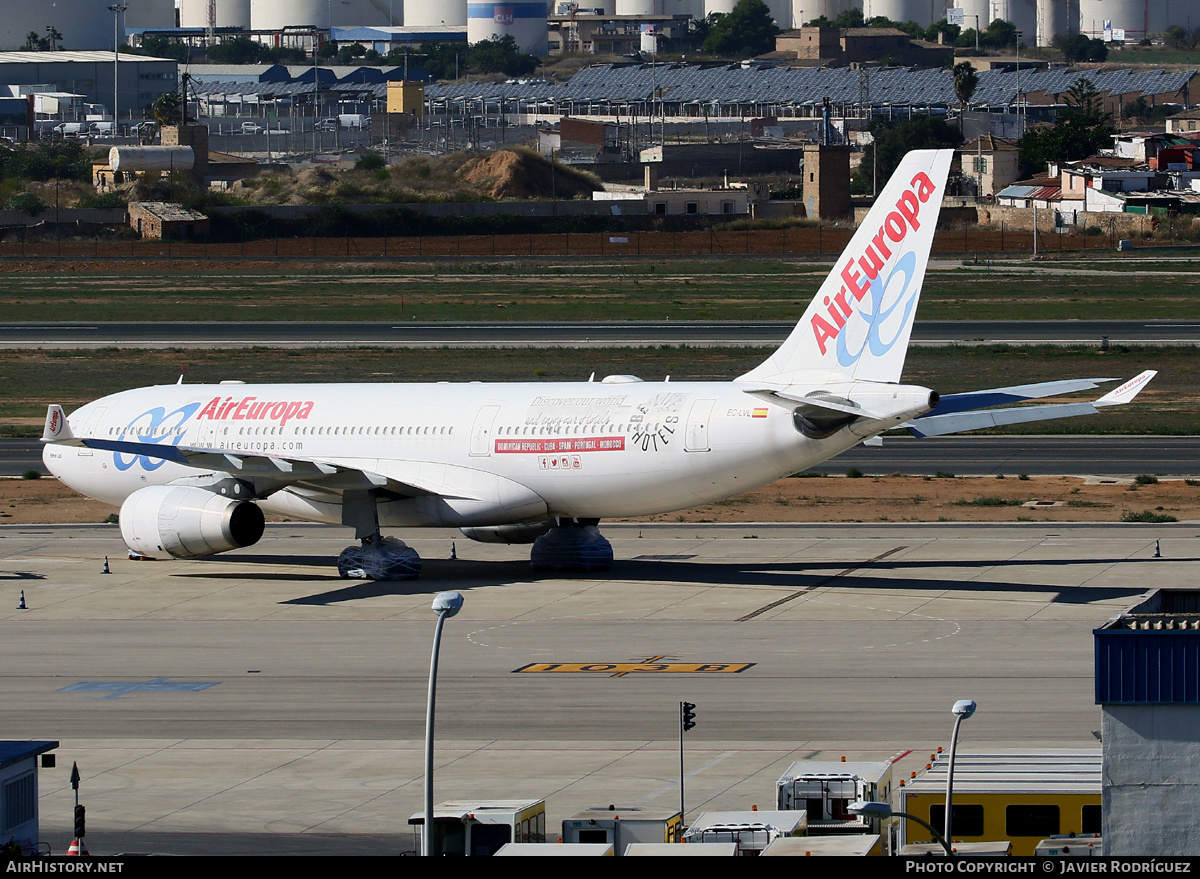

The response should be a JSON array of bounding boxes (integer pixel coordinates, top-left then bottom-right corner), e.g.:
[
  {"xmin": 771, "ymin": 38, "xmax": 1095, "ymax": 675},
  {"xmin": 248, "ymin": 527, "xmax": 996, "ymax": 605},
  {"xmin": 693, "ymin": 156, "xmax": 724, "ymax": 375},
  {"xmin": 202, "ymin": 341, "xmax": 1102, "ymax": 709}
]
[
  {"xmin": 196, "ymin": 396, "xmax": 315, "ymax": 427},
  {"xmin": 811, "ymin": 169, "xmax": 939, "ymax": 357}
]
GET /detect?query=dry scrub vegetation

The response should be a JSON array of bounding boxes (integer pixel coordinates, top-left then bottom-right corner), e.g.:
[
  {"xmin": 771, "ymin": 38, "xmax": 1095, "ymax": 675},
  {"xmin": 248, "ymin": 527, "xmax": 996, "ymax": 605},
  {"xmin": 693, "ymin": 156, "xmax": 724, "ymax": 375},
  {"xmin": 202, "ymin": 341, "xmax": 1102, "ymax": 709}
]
[{"xmin": 230, "ymin": 148, "xmax": 601, "ymax": 206}]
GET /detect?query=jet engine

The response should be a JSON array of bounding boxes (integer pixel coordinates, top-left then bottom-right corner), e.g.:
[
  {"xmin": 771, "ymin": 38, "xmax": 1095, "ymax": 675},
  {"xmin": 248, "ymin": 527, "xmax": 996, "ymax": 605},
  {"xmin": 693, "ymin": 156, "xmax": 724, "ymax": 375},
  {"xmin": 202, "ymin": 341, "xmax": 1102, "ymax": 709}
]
[{"xmin": 119, "ymin": 485, "xmax": 265, "ymax": 559}]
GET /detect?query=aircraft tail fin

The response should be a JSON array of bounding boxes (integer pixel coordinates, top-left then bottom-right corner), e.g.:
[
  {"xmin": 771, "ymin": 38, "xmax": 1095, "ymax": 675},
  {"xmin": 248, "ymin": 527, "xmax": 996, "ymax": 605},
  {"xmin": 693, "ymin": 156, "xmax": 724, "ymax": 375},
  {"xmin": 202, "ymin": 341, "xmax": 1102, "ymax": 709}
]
[{"xmin": 738, "ymin": 149, "xmax": 954, "ymax": 386}]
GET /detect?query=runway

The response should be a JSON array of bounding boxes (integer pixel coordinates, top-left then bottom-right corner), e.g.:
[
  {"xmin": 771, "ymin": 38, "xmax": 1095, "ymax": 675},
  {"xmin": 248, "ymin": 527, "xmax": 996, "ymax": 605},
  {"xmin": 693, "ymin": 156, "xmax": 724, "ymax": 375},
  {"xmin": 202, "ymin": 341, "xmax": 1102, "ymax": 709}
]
[
  {"xmin": 0, "ymin": 521, "xmax": 1179, "ymax": 854},
  {"xmin": 0, "ymin": 319, "xmax": 1193, "ymax": 348}
]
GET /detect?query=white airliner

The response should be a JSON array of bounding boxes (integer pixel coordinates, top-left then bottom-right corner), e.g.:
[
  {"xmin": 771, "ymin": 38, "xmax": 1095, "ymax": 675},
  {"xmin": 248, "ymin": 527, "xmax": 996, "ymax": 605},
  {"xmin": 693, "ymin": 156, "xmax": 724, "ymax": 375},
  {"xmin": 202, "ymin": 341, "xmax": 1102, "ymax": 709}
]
[{"xmin": 41, "ymin": 150, "xmax": 1155, "ymax": 578}]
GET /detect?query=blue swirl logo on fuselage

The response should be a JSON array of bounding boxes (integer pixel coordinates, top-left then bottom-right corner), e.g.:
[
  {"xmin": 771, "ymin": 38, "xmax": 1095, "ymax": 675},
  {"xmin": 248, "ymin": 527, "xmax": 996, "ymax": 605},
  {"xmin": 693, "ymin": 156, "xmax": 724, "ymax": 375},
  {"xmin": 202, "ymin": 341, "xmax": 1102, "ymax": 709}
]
[
  {"xmin": 836, "ymin": 250, "xmax": 919, "ymax": 369},
  {"xmin": 113, "ymin": 403, "xmax": 200, "ymax": 471}
]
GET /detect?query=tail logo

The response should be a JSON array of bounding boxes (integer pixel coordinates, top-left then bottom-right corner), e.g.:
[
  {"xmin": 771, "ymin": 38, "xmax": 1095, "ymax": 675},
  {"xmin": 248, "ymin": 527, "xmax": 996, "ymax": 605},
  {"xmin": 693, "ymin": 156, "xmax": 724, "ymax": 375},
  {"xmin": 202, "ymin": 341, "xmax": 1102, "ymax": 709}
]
[{"xmin": 811, "ymin": 170, "xmax": 938, "ymax": 360}]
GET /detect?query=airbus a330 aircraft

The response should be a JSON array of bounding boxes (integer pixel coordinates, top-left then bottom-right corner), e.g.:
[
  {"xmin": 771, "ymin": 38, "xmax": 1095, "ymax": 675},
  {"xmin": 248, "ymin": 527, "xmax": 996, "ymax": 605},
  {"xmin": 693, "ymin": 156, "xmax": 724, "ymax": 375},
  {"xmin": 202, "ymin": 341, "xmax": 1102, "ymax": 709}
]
[{"xmin": 42, "ymin": 149, "xmax": 1155, "ymax": 579}]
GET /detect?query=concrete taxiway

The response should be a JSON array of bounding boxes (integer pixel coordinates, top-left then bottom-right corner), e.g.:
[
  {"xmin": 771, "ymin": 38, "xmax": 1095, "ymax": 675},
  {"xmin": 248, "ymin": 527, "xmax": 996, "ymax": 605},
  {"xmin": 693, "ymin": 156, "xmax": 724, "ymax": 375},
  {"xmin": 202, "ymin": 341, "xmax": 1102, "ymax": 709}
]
[{"xmin": 0, "ymin": 521, "xmax": 1182, "ymax": 855}]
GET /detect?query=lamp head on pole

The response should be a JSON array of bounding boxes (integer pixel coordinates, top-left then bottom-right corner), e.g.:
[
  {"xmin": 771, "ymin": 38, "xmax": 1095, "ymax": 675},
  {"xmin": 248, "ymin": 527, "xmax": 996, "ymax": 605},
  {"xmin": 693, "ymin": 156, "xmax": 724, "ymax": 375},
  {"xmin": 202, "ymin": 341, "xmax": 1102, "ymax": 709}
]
[
  {"xmin": 951, "ymin": 699, "xmax": 977, "ymax": 719},
  {"xmin": 432, "ymin": 591, "xmax": 464, "ymax": 618}
]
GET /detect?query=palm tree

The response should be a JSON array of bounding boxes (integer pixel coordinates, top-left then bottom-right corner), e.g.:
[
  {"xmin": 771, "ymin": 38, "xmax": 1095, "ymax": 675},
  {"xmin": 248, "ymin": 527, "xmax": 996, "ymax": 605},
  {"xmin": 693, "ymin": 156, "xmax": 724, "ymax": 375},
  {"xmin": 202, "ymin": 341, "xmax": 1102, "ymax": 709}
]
[{"xmin": 953, "ymin": 61, "xmax": 979, "ymax": 135}]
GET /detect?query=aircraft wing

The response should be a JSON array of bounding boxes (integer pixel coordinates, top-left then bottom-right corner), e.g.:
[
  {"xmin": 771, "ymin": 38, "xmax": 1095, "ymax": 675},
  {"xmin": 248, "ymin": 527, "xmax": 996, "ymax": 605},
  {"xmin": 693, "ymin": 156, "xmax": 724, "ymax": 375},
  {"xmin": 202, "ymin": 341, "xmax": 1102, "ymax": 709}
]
[{"xmin": 900, "ymin": 370, "xmax": 1156, "ymax": 438}]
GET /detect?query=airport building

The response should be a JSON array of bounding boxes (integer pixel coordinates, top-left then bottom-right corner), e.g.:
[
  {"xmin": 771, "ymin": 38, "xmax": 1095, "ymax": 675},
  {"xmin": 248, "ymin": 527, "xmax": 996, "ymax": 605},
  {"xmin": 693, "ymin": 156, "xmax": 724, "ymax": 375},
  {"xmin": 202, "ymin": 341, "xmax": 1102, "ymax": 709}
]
[{"xmin": 1095, "ymin": 589, "xmax": 1200, "ymax": 856}]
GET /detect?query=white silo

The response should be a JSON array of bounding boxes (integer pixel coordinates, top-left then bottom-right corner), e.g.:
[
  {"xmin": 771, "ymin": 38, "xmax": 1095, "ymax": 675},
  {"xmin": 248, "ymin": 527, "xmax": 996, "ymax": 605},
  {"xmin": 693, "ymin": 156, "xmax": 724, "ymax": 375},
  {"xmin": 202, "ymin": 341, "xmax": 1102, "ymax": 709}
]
[
  {"xmin": 253, "ymin": 0, "xmax": 327, "ymax": 30},
  {"xmin": 862, "ymin": 0, "xmax": 937, "ymax": 28},
  {"xmin": 765, "ymin": 0, "xmax": 794, "ymax": 27},
  {"xmin": 252, "ymin": 0, "xmax": 389, "ymax": 29},
  {"xmin": 467, "ymin": 2, "xmax": 549, "ymax": 55},
  {"xmin": 950, "ymin": 0, "xmax": 990, "ymax": 32},
  {"xmin": 993, "ymin": 0, "xmax": 1037, "ymax": 42},
  {"xmin": 0, "ymin": 0, "xmax": 114, "ymax": 51},
  {"xmin": 704, "ymin": 0, "xmax": 736, "ymax": 14},
  {"xmin": 181, "ymin": 0, "xmax": 252, "ymax": 29},
  {"xmin": 340, "ymin": 0, "xmax": 394, "ymax": 25},
  {"xmin": 1078, "ymin": 0, "xmax": 1149, "ymax": 38},
  {"xmin": 792, "ymin": 0, "xmax": 863, "ymax": 25},
  {"xmin": 125, "ymin": 0, "xmax": 176, "ymax": 29},
  {"xmin": 404, "ymin": 0, "xmax": 468, "ymax": 27},
  {"xmin": 1150, "ymin": 0, "xmax": 1200, "ymax": 34},
  {"xmin": 1036, "ymin": 0, "xmax": 1078, "ymax": 45}
]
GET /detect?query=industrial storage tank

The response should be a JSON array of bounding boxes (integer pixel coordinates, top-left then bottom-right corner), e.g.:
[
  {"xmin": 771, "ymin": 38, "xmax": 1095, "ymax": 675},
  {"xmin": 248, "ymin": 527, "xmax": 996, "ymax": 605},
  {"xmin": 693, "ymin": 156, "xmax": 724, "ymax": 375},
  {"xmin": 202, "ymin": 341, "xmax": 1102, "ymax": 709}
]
[
  {"xmin": 467, "ymin": 2, "xmax": 549, "ymax": 55},
  {"xmin": 109, "ymin": 146, "xmax": 195, "ymax": 173},
  {"xmin": 405, "ymin": 0, "xmax": 468, "ymax": 27},
  {"xmin": 791, "ymin": 0, "xmax": 862, "ymax": 26},
  {"xmin": 950, "ymin": 0, "xmax": 991, "ymax": 32},
  {"xmin": 992, "ymin": 0, "xmax": 1038, "ymax": 42},
  {"xmin": 623, "ymin": 0, "xmax": 664, "ymax": 13},
  {"xmin": 862, "ymin": 0, "xmax": 938, "ymax": 28},
  {"xmin": 1152, "ymin": 0, "xmax": 1200, "ymax": 34},
  {"xmin": 180, "ymin": 0, "xmax": 252, "ymax": 30},
  {"xmin": 254, "ymin": 0, "xmax": 393, "ymax": 29},
  {"xmin": 1036, "ymin": 0, "xmax": 1079, "ymax": 46},
  {"xmin": 765, "ymin": 0, "xmax": 794, "ymax": 28},
  {"xmin": 252, "ymin": 0, "xmax": 327, "ymax": 30},
  {"xmin": 125, "ymin": 0, "xmax": 176, "ymax": 29},
  {"xmin": 1079, "ymin": 0, "xmax": 1149, "ymax": 38},
  {"xmin": 0, "ymin": 0, "xmax": 114, "ymax": 51}
]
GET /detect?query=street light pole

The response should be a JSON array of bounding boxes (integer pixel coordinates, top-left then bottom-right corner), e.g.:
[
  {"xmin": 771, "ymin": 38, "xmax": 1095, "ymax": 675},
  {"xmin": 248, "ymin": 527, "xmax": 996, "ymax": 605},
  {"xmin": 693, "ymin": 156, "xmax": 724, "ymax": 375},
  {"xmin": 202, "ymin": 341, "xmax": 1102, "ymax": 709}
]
[
  {"xmin": 423, "ymin": 591, "xmax": 464, "ymax": 857},
  {"xmin": 108, "ymin": 4, "xmax": 126, "ymax": 135},
  {"xmin": 944, "ymin": 699, "xmax": 977, "ymax": 847}
]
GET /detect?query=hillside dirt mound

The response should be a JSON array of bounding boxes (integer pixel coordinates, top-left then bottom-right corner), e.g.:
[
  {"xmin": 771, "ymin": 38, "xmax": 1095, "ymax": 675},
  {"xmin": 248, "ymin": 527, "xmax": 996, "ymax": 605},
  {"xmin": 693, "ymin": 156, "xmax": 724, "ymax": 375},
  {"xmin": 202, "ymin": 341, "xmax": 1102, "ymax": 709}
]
[{"xmin": 458, "ymin": 149, "xmax": 598, "ymax": 200}]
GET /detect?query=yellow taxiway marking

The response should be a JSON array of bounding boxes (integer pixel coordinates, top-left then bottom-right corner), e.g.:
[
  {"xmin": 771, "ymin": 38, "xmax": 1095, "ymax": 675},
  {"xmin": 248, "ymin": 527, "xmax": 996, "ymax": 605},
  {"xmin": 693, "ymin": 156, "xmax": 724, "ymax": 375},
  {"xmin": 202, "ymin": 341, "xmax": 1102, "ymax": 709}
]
[{"xmin": 514, "ymin": 655, "xmax": 754, "ymax": 678}]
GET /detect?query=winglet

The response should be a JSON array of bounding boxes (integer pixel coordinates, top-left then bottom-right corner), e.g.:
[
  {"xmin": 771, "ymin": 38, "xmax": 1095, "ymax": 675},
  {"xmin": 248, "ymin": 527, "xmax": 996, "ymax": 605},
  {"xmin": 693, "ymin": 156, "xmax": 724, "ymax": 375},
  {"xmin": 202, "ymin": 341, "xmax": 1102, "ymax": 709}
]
[
  {"xmin": 1094, "ymin": 370, "xmax": 1156, "ymax": 407},
  {"xmin": 41, "ymin": 405, "xmax": 73, "ymax": 443}
]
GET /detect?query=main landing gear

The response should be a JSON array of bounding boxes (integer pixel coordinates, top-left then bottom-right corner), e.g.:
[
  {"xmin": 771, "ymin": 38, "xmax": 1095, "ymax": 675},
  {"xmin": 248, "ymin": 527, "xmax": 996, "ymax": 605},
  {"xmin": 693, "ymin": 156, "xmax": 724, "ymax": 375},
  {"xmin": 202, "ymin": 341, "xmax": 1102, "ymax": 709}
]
[
  {"xmin": 337, "ymin": 533, "xmax": 421, "ymax": 580},
  {"xmin": 337, "ymin": 489, "xmax": 421, "ymax": 580},
  {"xmin": 530, "ymin": 517, "xmax": 613, "ymax": 572}
]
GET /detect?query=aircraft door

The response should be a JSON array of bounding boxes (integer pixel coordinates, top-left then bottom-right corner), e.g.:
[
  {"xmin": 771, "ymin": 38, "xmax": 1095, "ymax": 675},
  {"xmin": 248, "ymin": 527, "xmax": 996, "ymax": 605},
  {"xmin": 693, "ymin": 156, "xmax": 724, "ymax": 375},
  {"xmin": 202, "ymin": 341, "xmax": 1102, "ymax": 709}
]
[
  {"xmin": 684, "ymin": 399, "xmax": 715, "ymax": 452},
  {"xmin": 470, "ymin": 404, "xmax": 500, "ymax": 456}
]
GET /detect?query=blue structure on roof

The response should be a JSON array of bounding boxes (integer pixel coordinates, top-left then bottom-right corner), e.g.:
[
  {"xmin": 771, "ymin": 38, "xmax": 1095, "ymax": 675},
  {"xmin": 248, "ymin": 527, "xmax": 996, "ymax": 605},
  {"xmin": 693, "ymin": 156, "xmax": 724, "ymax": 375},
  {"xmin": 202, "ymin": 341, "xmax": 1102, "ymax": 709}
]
[{"xmin": 1095, "ymin": 590, "xmax": 1200, "ymax": 705}]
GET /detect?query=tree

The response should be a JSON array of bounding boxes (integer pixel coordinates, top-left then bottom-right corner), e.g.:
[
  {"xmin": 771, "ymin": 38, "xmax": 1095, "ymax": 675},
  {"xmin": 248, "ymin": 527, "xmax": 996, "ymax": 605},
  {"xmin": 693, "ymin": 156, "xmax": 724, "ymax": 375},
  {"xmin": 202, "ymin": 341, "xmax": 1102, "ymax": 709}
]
[
  {"xmin": 151, "ymin": 91, "xmax": 183, "ymax": 126},
  {"xmin": 804, "ymin": 8, "xmax": 863, "ymax": 27},
  {"xmin": 703, "ymin": 0, "xmax": 781, "ymax": 58},
  {"xmin": 1017, "ymin": 76, "xmax": 1114, "ymax": 173},
  {"xmin": 953, "ymin": 61, "xmax": 979, "ymax": 134},
  {"xmin": 208, "ymin": 36, "xmax": 267, "ymax": 64},
  {"xmin": 926, "ymin": 19, "xmax": 961, "ymax": 44},
  {"xmin": 128, "ymin": 35, "xmax": 190, "ymax": 63},
  {"xmin": 1055, "ymin": 34, "xmax": 1108, "ymax": 63},
  {"xmin": 852, "ymin": 116, "xmax": 962, "ymax": 194}
]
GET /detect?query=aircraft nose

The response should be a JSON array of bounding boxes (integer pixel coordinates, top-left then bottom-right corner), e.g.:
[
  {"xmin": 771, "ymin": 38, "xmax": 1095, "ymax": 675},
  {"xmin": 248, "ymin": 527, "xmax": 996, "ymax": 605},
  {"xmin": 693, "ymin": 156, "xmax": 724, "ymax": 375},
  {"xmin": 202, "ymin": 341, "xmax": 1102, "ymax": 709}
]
[{"xmin": 42, "ymin": 441, "xmax": 63, "ymax": 479}]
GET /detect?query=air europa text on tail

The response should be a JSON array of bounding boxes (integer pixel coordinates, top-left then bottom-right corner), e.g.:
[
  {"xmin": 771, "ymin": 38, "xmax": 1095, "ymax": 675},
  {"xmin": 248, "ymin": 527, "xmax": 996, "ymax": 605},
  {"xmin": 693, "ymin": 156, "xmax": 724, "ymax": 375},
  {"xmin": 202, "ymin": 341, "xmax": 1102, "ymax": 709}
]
[{"xmin": 811, "ymin": 169, "xmax": 939, "ymax": 356}]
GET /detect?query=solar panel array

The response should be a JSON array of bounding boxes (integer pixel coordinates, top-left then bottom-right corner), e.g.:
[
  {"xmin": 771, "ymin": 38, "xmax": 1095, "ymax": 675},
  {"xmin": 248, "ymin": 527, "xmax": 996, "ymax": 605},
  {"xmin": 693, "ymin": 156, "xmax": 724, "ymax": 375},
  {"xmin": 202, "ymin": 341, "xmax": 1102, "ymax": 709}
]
[{"xmin": 188, "ymin": 62, "xmax": 1196, "ymax": 111}]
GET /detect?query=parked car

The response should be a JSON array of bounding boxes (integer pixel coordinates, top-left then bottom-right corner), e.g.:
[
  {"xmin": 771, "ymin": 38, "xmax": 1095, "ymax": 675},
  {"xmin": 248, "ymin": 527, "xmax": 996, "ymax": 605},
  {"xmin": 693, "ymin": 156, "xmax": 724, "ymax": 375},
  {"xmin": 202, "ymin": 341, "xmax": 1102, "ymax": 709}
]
[
  {"xmin": 240, "ymin": 121, "xmax": 262, "ymax": 135},
  {"xmin": 314, "ymin": 118, "xmax": 338, "ymax": 131}
]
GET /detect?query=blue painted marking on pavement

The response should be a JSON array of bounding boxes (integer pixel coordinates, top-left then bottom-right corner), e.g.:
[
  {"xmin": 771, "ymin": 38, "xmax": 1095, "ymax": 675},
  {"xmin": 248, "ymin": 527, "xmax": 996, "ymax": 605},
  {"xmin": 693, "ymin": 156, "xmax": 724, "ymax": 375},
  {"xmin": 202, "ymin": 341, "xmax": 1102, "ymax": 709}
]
[{"xmin": 57, "ymin": 677, "xmax": 219, "ymax": 700}]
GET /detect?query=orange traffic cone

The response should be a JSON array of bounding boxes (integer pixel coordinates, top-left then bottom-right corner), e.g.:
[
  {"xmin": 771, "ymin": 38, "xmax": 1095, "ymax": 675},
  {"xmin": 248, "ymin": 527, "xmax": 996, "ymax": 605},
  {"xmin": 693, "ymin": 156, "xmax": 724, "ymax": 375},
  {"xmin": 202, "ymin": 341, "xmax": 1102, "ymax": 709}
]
[{"xmin": 66, "ymin": 838, "xmax": 88, "ymax": 856}]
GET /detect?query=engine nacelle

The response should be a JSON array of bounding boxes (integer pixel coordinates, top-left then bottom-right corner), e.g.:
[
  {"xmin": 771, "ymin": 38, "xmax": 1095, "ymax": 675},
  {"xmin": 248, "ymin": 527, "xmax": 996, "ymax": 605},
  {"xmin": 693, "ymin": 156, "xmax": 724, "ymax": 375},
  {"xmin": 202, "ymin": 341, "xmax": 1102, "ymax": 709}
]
[
  {"xmin": 460, "ymin": 520, "xmax": 555, "ymax": 544},
  {"xmin": 119, "ymin": 485, "xmax": 265, "ymax": 559}
]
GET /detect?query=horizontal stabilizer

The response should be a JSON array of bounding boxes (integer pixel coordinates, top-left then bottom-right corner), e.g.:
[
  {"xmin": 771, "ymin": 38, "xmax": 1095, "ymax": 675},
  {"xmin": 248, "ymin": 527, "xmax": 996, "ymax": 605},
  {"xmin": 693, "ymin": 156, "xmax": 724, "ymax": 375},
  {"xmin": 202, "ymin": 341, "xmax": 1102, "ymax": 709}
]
[
  {"xmin": 903, "ymin": 371, "xmax": 1156, "ymax": 438},
  {"xmin": 931, "ymin": 378, "xmax": 1116, "ymax": 417},
  {"xmin": 906, "ymin": 402, "xmax": 1098, "ymax": 438}
]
